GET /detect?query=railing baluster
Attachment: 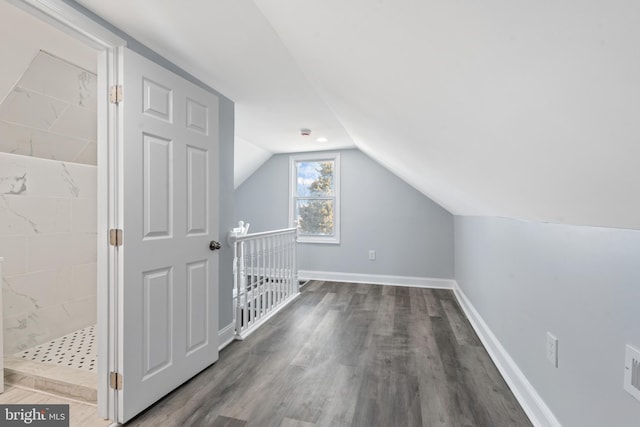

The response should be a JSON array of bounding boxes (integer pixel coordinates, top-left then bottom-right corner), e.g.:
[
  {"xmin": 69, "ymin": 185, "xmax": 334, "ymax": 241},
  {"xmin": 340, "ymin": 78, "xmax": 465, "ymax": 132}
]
[
  {"xmin": 263, "ymin": 238, "xmax": 267, "ymax": 316},
  {"xmin": 262, "ymin": 237, "xmax": 267, "ymax": 320},
  {"xmin": 282, "ymin": 235, "xmax": 286, "ymax": 300},
  {"xmin": 290, "ymin": 233, "xmax": 294, "ymax": 294},
  {"xmin": 276, "ymin": 234, "xmax": 281, "ymax": 302},
  {"xmin": 283, "ymin": 233, "xmax": 287, "ymax": 298},
  {"xmin": 244, "ymin": 240, "xmax": 249, "ymax": 329},
  {"xmin": 265, "ymin": 239, "xmax": 269, "ymax": 320},
  {"xmin": 231, "ymin": 227, "xmax": 298, "ymax": 340},
  {"xmin": 286, "ymin": 233, "xmax": 291, "ymax": 296},
  {"xmin": 265, "ymin": 237, "xmax": 270, "ymax": 318},
  {"xmin": 234, "ymin": 240, "xmax": 242, "ymax": 336},
  {"xmin": 260, "ymin": 239, "xmax": 264, "ymax": 319},
  {"xmin": 268, "ymin": 238, "xmax": 272, "ymax": 310},
  {"xmin": 249, "ymin": 248, "xmax": 253, "ymax": 327},
  {"xmin": 275, "ymin": 237, "xmax": 278, "ymax": 308},
  {"xmin": 280, "ymin": 234, "xmax": 285, "ymax": 300},
  {"xmin": 253, "ymin": 238, "xmax": 257, "ymax": 320},
  {"xmin": 287, "ymin": 233, "xmax": 291, "ymax": 295},
  {"xmin": 273, "ymin": 235, "xmax": 278, "ymax": 306},
  {"xmin": 290, "ymin": 233, "xmax": 293, "ymax": 294}
]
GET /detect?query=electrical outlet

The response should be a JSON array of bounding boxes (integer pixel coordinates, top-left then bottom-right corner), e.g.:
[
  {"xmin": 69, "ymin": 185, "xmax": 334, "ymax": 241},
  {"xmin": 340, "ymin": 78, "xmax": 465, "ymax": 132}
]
[
  {"xmin": 624, "ymin": 344, "xmax": 640, "ymax": 401},
  {"xmin": 368, "ymin": 250, "xmax": 376, "ymax": 261},
  {"xmin": 546, "ymin": 332, "xmax": 558, "ymax": 368}
]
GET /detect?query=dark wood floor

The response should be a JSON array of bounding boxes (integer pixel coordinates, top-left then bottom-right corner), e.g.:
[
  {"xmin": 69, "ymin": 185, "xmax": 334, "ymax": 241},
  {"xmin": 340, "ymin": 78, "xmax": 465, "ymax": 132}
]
[{"xmin": 128, "ymin": 281, "xmax": 532, "ymax": 427}]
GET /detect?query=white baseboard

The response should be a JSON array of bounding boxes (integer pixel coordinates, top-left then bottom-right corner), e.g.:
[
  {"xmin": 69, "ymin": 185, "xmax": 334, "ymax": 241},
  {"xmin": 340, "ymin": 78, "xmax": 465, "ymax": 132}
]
[
  {"xmin": 452, "ymin": 282, "xmax": 562, "ymax": 427},
  {"xmin": 218, "ymin": 322, "xmax": 235, "ymax": 351},
  {"xmin": 298, "ymin": 270, "xmax": 455, "ymax": 289}
]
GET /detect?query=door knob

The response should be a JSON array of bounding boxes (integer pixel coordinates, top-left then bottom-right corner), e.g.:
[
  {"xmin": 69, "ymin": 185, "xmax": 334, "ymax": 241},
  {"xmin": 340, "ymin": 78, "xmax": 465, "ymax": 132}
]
[{"xmin": 209, "ymin": 240, "xmax": 222, "ymax": 251}]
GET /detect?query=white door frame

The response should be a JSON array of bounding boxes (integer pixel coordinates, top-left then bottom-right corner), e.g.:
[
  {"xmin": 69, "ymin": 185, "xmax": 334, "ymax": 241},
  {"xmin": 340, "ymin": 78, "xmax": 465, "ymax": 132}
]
[{"xmin": 9, "ymin": 0, "xmax": 125, "ymax": 422}]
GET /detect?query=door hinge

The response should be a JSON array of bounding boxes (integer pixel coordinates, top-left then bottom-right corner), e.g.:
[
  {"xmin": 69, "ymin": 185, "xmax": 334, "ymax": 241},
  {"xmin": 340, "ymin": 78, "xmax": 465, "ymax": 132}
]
[
  {"xmin": 109, "ymin": 85, "xmax": 123, "ymax": 104},
  {"xmin": 109, "ymin": 228, "xmax": 123, "ymax": 246},
  {"xmin": 110, "ymin": 371, "xmax": 123, "ymax": 390}
]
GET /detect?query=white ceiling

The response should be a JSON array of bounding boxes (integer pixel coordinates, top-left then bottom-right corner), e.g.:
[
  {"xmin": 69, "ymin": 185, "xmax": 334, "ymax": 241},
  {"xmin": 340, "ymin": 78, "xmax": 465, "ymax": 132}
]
[{"xmin": 70, "ymin": 1, "xmax": 640, "ymax": 229}]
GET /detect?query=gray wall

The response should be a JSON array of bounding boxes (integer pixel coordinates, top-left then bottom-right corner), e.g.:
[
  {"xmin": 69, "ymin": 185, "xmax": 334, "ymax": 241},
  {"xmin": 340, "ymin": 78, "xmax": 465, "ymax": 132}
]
[
  {"xmin": 455, "ymin": 216, "xmax": 640, "ymax": 427},
  {"xmin": 236, "ymin": 149, "xmax": 454, "ymax": 279},
  {"xmin": 217, "ymin": 98, "xmax": 234, "ymax": 328}
]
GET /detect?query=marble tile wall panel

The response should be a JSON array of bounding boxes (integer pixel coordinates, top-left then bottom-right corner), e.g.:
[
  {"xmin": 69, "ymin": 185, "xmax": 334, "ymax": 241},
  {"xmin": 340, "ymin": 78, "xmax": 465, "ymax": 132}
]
[
  {"xmin": 0, "ymin": 88, "xmax": 68, "ymax": 130},
  {"xmin": 26, "ymin": 155, "xmax": 96, "ymax": 199},
  {"xmin": 0, "ymin": 236, "xmax": 27, "ymax": 276},
  {"xmin": 27, "ymin": 233, "xmax": 96, "ymax": 273},
  {"xmin": 71, "ymin": 198, "xmax": 96, "ymax": 232},
  {"xmin": 73, "ymin": 142, "xmax": 96, "ymax": 166},
  {"xmin": 3, "ymin": 276, "xmax": 96, "ymax": 355},
  {"xmin": 0, "ymin": 154, "xmax": 97, "ymax": 198},
  {"xmin": 71, "ymin": 263, "xmax": 97, "ymax": 298},
  {"xmin": 0, "ymin": 151, "xmax": 96, "ymax": 354},
  {"xmin": 0, "ymin": 51, "xmax": 97, "ymax": 166},
  {"xmin": 2, "ymin": 276, "xmax": 37, "ymax": 318},
  {"xmin": 49, "ymin": 105, "xmax": 96, "ymax": 142},
  {"xmin": 28, "ymin": 296, "xmax": 96, "ymax": 347},
  {"xmin": 3, "ymin": 314, "xmax": 29, "ymax": 353},
  {"xmin": 0, "ymin": 196, "xmax": 71, "ymax": 235},
  {"xmin": 5, "ymin": 266, "xmax": 95, "ymax": 312},
  {"xmin": 0, "ymin": 121, "xmax": 91, "ymax": 165},
  {"xmin": 0, "ymin": 50, "xmax": 98, "ymax": 354},
  {"xmin": 0, "ymin": 154, "xmax": 27, "ymax": 195},
  {"xmin": 17, "ymin": 52, "xmax": 97, "ymax": 112}
]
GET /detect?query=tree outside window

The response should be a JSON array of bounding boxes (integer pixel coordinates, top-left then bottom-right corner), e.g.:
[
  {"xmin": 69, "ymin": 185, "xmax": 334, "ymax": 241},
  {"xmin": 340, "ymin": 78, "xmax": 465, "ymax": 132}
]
[{"xmin": 290, "ymin": 153, "xmax": 340, "ymax": 244}]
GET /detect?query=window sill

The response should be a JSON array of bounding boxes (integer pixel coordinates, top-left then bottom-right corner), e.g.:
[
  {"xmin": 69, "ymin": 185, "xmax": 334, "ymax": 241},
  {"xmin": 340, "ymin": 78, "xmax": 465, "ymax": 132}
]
[{"xmin": 297, "ymin": 236, "xmax": 340, "ymax": 245}]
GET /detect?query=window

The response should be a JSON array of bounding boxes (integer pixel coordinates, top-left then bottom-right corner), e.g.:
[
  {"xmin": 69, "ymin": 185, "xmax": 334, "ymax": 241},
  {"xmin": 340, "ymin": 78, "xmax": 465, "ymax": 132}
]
[{"xmin": 289, "ymin": 152, "xmax": 340, "ymax": 244}]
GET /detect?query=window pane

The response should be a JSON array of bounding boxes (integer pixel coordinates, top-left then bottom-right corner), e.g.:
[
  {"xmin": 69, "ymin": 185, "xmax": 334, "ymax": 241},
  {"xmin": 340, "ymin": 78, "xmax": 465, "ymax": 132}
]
[
  {"xmin": 296, "ymin": 160, "xmax": 334, "ymax": 197},
  {"xmin": 295, "ymin": 199, "xmax": 334, "ymax": 236}
]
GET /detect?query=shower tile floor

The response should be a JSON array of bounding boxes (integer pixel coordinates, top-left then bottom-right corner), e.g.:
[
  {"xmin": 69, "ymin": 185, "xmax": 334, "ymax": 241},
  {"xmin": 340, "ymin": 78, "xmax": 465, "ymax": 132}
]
[
  {"xmin": 4, "ymin": 325, "xmax": 97, "ymax": 404},
  {"xmin": 13, "ymin": 325, "xmax": 96, "ymax": 372}
]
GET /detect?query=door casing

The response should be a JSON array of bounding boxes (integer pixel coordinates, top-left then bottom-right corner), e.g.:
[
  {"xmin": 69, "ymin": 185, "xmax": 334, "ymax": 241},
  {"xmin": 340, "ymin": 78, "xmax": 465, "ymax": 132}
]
[
  {"xmin": 9, "ymin": 0, "xmax": 124, "ymax": 421},
  {"xmin": 7, "ymin": 3, "xmax": 224, "ymax": 422}
]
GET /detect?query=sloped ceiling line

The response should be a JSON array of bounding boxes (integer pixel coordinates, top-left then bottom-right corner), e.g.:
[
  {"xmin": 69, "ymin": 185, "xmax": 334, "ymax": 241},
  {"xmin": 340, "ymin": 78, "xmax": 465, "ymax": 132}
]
[{"xmin": 71, "ymin": 0, "xmax": 640, "ymax": 230}]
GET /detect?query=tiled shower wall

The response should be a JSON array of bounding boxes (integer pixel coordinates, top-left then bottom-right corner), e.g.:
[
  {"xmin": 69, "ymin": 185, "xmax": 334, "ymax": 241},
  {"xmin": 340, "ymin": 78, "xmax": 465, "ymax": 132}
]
[
  {"xmin": 0, "ymin": 152, "xmax": 96, "ymax": 354},
  {"xmin": 0, "ymin": 51, "xmax": 97, "ymax": 355}
]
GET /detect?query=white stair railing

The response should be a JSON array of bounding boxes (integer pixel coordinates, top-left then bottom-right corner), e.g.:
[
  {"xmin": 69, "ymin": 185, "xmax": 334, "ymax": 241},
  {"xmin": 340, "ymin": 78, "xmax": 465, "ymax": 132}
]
[{"xmin": 230, "ymin": 225, "xmax": 298, "ymax": 339}]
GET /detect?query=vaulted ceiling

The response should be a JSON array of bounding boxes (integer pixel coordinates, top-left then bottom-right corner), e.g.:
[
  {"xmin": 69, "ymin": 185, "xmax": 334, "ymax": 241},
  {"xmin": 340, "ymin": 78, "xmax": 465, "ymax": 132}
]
[{"xmin": 74, "ymin": 0, "xmax": 640, "ymax": 230}]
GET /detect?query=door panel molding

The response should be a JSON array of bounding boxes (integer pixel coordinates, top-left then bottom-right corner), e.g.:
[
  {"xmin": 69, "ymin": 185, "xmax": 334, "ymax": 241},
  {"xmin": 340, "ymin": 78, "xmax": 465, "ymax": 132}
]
[
  {"xmin": 120, "ymin": 47, "xmax": 219, "ymax": 423},
  {"xmin": 143, "ymin": 133, "xmax": 173, "ymax": 239},
  {"xmin": 142, "ymin": 267, "xmax": 174, "ymax": 379}
]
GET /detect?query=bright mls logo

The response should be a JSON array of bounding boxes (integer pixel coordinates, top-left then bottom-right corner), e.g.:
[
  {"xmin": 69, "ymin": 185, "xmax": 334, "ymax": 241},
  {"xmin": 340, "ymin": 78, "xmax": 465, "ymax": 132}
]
[{"xmin": 1, "ymin": 405, "xmax": 69, "ymax": 426}]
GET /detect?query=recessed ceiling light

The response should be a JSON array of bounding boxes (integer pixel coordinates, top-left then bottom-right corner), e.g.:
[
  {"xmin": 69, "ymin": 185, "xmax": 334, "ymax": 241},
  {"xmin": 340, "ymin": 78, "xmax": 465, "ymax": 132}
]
[{"xmin": 316, "ymin": 137, "xmax": 328, "ymax": 143}]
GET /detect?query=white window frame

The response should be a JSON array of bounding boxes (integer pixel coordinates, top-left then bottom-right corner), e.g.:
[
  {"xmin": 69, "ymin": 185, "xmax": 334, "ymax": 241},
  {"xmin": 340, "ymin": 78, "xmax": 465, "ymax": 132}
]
[{"xmin": 289, "ymin": 152, "xmax": 340, "ymax": 244}]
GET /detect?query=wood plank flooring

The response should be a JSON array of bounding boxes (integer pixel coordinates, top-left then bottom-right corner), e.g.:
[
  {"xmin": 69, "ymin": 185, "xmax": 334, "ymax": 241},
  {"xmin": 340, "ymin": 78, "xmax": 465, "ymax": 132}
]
[{"xmin": 128, "ymin": 281, "xmax": 532, "ymax": 427}]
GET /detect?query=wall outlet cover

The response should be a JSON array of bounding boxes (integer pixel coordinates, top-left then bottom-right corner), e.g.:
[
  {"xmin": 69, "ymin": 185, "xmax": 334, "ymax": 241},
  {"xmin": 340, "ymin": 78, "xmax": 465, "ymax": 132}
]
[
  {"xmin": 624, "ymin": 344, "xmax": 640, "ymax": 401},
  {"xmin": 546, "ymin": 332, "xmax": 558, "ymax": 368}
]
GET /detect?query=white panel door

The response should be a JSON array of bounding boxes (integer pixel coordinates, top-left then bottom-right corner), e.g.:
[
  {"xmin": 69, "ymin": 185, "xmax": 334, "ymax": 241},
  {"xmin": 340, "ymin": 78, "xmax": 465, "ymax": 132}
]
[{"xmin": 119, "ymin": 48, "xmax": 219, "ymax": 423}]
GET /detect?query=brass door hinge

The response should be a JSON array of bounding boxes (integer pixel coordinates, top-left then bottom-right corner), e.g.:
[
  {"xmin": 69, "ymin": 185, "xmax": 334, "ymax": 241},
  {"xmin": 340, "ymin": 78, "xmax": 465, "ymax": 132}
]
[
  {"xmin": 110, "ymin": 371, "xmax": 123, "ymax": 390},
  {"xmin": 109, "ymin": 229, "xmax": 123, "ymax": 246},
  {"xmin": 109, "ymin": 85, "xmax": 123, "ymax": 104}
]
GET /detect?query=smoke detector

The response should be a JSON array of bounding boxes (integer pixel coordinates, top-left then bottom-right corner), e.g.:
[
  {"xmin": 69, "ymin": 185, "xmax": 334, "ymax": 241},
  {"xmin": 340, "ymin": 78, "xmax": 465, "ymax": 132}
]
[{"xmin": 300, "ymin": 128, "xmax": 311, "ymax": 136}]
